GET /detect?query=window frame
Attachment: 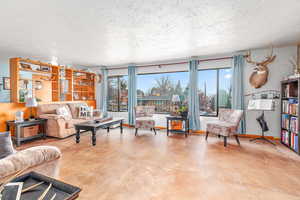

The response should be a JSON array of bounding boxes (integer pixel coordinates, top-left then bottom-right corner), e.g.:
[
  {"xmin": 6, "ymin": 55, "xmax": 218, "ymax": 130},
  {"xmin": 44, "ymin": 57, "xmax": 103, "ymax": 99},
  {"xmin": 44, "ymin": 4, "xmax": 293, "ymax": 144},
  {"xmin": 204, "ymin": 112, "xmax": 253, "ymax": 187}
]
[
  {"xmin": 107, "ymin": 67, "xmax": 232, "ymax": 117},
  {"xmin": 198, "ymin": 67, "xmax": 232, "ymax": 117},
  {"xmin": 107, "ymin": 75, "xmax": 128, "ymax": 112}
]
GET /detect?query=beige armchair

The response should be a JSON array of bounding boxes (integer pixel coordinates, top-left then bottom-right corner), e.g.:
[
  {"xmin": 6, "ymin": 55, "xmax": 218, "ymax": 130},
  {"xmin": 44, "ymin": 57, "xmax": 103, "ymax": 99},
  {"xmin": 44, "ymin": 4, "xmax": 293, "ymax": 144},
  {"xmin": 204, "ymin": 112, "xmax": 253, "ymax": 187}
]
[
  {"xmin": 206, "ymin": 109, "xmax": 244, "ymax": 147},
  {"xmin": 135, "ymin": 106, "xmax": 157, "ymax": 136}
]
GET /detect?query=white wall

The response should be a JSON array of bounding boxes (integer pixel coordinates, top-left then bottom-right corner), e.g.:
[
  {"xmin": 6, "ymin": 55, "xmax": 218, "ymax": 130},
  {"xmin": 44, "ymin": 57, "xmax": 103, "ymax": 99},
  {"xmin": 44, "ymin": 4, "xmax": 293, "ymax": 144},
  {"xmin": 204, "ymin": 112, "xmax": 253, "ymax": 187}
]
[{"xmin": 105, "ymin": 45, "xmax": 297, "ymax": 138}]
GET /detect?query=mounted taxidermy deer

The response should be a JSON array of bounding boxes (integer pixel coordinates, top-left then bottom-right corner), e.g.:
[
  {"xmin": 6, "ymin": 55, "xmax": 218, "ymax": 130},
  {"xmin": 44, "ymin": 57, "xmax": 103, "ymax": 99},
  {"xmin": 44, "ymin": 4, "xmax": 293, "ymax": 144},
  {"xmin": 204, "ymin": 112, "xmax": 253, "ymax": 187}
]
[{"xmin": 246, "ymin": 47, "xmax": 276, "ymax": 88}]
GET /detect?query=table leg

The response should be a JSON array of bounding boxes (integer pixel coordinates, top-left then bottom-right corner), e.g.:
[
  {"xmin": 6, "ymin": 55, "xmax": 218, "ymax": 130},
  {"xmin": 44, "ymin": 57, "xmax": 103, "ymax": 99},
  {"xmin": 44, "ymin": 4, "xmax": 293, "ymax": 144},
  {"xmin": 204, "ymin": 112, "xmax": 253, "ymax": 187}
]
[
  {"xmin": 43, "ymin": 122, "xmax": 47, "ymax": 139},
  {"xmin": 120, "ymin": 120, "xmax": 123, "ymax": 134},
  {"xmin": 185, "ymin": 119, "xmax": 188, "ymax": 138},
  {"xmin": 16, "ymin": 125, "xmax": 21, "ymax": 147},
  {"xmin": 6, "ymin": 123, "xmax": 9, "ymax": 131},
  {"xmin": 107, "ymin": 127, "xmax": 110, "ymax": 133},
  {"xmin": 167, "ymin": 119, "xmax": 169, "ymax": 136},
  {"xmin": 92, "ymin": 128, "xmax": 96, "ymax": 146},
  {"xmin": 76, "ymin": 129, "xmax": 80, "ymax": 143}
]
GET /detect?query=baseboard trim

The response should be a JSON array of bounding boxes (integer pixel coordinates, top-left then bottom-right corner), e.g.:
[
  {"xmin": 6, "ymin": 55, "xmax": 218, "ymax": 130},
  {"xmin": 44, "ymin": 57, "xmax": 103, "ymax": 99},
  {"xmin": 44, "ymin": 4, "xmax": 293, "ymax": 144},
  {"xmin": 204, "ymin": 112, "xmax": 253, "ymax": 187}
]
[{"xmin": 122, "ymin": 124, "xmax": 279, "ymax": 140}]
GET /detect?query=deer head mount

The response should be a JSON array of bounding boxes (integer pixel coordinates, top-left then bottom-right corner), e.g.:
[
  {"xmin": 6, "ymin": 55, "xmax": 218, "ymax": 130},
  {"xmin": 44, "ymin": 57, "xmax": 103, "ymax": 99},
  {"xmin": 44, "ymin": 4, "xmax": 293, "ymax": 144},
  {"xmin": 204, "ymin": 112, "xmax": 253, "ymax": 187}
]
[{"xmin": 246, "ymin": 47, "xmax": 276, "ymax": 89}]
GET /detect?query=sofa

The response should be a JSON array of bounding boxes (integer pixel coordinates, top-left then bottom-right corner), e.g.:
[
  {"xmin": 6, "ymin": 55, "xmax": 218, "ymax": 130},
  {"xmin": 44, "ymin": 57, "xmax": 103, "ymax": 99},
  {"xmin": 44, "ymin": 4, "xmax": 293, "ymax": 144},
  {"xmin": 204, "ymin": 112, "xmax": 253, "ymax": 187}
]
[
  {"xmin": 0, "ymin": 145, "xmax": 61, "ymax": 179},
  {"xmin": 37, "ymin": 102, "xmax": 102, "ymax": 138}
]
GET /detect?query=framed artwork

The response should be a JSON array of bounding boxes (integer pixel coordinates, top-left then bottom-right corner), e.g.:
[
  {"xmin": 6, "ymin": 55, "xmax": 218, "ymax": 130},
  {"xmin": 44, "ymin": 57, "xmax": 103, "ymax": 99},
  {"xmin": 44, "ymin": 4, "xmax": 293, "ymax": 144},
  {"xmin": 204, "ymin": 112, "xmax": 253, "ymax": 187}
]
[{"xmin": 3, "ymin": 77, "xmax": 10, "ymax": 90}]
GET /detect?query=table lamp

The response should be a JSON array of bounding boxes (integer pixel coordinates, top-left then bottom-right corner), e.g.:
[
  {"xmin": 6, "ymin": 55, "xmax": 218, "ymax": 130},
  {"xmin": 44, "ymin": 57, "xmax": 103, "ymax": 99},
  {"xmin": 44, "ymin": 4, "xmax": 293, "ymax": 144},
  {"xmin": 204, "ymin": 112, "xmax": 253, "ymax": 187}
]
[
  {"xmin": 247, "ymin": 99, "xmax": 275, "ymax": 145},
  {"xmin": 25, "ymin": 97, "xmax": 38, "ymax": 120}
]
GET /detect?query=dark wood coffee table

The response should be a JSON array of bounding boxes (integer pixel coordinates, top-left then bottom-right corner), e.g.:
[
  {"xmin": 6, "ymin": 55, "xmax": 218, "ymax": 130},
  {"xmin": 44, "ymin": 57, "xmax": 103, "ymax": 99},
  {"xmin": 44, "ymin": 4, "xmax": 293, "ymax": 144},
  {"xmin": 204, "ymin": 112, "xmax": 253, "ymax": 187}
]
[{"xmin": 74, "ymin": 118, "xmax": 124, "ymax": 146}]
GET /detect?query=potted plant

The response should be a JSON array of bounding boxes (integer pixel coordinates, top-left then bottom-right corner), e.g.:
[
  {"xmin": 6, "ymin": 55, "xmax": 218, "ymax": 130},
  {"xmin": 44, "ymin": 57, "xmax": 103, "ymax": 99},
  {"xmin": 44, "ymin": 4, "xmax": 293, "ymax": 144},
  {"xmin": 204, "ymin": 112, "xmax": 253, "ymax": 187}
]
[{"xmin": 178, "ymin": 105, "xmax": 188, "ymax": 118}]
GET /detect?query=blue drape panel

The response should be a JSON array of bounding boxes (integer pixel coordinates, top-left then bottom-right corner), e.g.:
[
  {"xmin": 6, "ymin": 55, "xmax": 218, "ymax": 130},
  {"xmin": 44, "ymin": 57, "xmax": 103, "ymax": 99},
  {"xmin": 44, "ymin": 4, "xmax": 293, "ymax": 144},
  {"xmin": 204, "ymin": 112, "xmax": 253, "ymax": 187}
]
[
  {"xmin": 188, "ymin": 60, "xmax": 201, "ymax": 130},
  {"xmin": 232, "ymin": 55, "xmax": 246, "ymax": 133},
  {"xmin": 128, "ymin": 65, "xmax": 137, "ymax": 126},
  {"xmin": 100, "ymin": 68, "xmax": 108, "ymax": 117}
]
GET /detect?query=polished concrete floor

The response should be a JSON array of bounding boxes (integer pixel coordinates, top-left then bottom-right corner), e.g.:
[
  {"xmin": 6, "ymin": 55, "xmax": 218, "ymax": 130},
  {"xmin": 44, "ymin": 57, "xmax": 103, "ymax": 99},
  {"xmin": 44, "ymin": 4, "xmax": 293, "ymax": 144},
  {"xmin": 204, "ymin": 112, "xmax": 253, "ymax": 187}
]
[{"xmin": 19, "ymin": 128, "xmax": 300, "ymax": 200}]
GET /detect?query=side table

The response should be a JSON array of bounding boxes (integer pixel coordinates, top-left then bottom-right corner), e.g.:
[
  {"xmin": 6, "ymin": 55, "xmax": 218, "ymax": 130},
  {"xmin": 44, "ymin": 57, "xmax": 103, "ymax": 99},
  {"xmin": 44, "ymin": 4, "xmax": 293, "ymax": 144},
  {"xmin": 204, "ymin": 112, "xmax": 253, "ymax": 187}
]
[
  {"xmin": 6, "ymin": 119, "xmax": 47, "ymax": 147},
  {"xmin": 166, "ymin": 116, "xmax": 190, "ymax": 137}
]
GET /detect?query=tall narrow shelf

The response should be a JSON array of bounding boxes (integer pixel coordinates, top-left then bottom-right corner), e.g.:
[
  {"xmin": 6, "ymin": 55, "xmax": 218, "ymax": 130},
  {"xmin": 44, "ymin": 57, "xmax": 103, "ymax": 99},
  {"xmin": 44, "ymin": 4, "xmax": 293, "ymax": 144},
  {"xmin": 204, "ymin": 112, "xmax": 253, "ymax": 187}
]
[{"xmin": 281, "ymin": 78, "xmax": 300, "ymax": 155}]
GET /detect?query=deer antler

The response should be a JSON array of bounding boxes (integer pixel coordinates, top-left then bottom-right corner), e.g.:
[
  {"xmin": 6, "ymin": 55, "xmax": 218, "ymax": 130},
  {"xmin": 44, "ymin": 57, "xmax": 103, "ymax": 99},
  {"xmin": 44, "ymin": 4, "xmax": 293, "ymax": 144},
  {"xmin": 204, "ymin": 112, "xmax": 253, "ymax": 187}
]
[
  {"xmin": 246, "ymin": 50, "xmax": 259, "ymax": 65},
  {"xmin": 260, "ymin": 46, "xmax": 276, "ymax": 66}
]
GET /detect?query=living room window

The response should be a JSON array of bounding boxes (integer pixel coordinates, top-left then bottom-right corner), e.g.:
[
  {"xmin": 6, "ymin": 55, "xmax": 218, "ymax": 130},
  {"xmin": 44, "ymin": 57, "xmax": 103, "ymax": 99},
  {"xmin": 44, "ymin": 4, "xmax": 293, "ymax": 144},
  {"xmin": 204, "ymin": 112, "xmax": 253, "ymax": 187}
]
[
  {"xmin": 137, "ymin": 71, "xmax": 189, "ymax": 113},
  {"xmin": 107, "ymin": 68, "xmax": 232, "ymax": 116},
  {"xmin": 198, "ymin": 68, "xmax": 232, "ymax": 117},
  {"xmin": 107, "ymin": 76, "xmax": 128, "ymax": 112}
]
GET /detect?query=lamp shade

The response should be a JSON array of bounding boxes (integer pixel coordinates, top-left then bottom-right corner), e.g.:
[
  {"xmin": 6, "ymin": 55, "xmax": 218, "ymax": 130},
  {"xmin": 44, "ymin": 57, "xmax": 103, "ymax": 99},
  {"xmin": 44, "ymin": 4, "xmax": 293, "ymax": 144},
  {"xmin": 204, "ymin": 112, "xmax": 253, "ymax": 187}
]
[
  {"xmin": 25, "ymin": 97, "xmax": 38, "ymax": 107},
  {"xmin": 172, "ymin": 95, "xmax": 181, "ymax": 103},
  {"xmin": 247, "ymin": 99, "xmax": 274, "ymax": 111}
]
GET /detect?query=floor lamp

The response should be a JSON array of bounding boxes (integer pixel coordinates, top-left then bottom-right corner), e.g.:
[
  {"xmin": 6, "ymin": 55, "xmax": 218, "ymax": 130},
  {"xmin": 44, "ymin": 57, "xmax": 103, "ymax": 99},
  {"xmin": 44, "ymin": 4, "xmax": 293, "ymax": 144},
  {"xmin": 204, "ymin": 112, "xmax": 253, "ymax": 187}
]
[{"xmin": 247, "ymin": 99, "xmax": 276, "ymax": 145}]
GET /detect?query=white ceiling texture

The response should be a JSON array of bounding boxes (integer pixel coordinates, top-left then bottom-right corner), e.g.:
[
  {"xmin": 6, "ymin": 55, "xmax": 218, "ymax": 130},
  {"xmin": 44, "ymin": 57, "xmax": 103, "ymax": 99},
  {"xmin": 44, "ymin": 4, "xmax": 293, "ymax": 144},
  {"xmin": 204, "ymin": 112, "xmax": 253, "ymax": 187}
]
[{"xmin": 0, "ymin": 0, "xmax": 300, "ymax": 67}]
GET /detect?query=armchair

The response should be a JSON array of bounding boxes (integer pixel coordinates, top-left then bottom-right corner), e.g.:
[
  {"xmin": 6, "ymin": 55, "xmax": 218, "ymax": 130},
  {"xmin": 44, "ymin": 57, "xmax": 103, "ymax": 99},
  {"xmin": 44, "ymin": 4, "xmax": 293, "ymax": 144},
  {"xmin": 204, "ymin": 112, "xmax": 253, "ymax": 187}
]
[
  {"xmin": 206, "ymin": 109, "xmax": 244, "ymax": 147},
  {"xmin": 135, "ymin": 106, "xmax": 157, "ymax": 136}
]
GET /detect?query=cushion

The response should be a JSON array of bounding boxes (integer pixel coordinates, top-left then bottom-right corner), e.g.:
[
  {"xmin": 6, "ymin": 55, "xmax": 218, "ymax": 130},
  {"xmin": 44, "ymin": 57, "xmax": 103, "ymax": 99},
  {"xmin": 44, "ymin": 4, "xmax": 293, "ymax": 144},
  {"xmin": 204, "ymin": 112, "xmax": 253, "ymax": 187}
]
[
  {"xmin": 67, "ymin": 103, "xmax": 88, "ymax": 119},
  {"xmin": 0, "ymin": 132, "xmax": 15, "ymax": 159},
  {"xmin": 0, "ymin": 146, "xmax": 61, "ymax": 178},
  {"xmin": 37, "ymin": 104, "xmax": 63, "ymax": 116},
  {"xmin": 56, "ymin": 106, "xmax": 72, "ymax": 120},
  {"xmin": 78, "ymin": 106, "xmax": 92, "ymax": 118}
]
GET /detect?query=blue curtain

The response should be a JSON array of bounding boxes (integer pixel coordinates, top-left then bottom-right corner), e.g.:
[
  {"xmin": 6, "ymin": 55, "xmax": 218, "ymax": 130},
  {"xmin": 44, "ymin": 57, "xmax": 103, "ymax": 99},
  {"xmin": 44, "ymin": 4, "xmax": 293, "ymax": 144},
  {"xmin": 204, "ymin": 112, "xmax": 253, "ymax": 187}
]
[
  {"xmin": 232, "ymin": 55, "xmax": 246, "ymax": 133},
  {"xmin": 128, "ymin": 65, "xmax": 137, "ymax": 126},
  {"xmin": 99, "ymin": 68, "xmax": 108, "ymax": 117},
  {"xmin": 188, "ymin": 60, "xmax": 201, "ymax": 130}
]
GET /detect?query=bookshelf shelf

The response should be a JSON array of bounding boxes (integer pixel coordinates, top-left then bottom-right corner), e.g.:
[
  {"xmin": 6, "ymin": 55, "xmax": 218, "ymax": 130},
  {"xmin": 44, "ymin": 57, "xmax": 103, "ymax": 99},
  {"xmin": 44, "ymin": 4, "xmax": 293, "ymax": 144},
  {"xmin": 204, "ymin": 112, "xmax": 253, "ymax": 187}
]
[{"xmin": 281, "ymin": 79, "xmax": 300, "ymax": 155}]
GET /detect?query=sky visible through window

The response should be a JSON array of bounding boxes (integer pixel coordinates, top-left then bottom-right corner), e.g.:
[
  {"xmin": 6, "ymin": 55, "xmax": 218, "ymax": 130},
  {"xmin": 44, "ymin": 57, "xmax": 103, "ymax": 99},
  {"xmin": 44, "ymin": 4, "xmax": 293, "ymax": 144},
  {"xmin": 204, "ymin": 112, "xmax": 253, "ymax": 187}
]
[{"xmin": 137, "ymin": 72, "xmax": 189, "ymax": 94}]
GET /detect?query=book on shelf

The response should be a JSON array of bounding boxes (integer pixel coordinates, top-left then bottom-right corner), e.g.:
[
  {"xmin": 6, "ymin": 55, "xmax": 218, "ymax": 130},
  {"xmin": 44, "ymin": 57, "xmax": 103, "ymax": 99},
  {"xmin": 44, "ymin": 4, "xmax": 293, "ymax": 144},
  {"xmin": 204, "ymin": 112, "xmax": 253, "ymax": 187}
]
[
  {"xmin": 282, "ymin": 99, "xmax": 298, "ymax": 115},
  {"xmin": 291, "ymin": 132, "xmax": 299, "ymax": 152},
  {"xmin": 281, "ymin": 130, "xmax": 289, "ymax": 145},
  {"xmin": 281, "ymin": 114, "xmax": 290, "ymax": 130},
  {"xmin": 290, "ymin": 117, "xmax": 298, "ymax": 132}
]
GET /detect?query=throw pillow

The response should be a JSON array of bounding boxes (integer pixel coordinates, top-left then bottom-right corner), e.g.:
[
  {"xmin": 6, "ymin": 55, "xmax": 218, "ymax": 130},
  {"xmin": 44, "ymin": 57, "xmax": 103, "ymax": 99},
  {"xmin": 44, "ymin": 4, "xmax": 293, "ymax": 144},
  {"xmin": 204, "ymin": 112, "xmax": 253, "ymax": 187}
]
[
  {"xmin": 78, "ymin": 106, "xmax": 92, "ymax": 119},
  {"xmin": 56, "ymin": 106, "xmax": 72, "ymax": 120},
  {"xmin": 0, "ymin": 132, "xmax": 15, "ymax": 159}
]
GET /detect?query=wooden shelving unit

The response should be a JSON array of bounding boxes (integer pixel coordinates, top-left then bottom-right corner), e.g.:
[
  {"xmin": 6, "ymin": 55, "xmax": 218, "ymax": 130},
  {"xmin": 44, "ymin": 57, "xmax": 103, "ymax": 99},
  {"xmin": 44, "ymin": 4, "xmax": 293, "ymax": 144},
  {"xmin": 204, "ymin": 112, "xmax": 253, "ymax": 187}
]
[
  {"xmin": 281, "ymin": 78, "xmax": 300, "ymax": 155},
  {"xmin": 73, "ymin": 70, "xmax": 95, "ymax": 101},
  {"xmin": 10, "ymin": 57, "xmax": 96, "ymax": 103}
]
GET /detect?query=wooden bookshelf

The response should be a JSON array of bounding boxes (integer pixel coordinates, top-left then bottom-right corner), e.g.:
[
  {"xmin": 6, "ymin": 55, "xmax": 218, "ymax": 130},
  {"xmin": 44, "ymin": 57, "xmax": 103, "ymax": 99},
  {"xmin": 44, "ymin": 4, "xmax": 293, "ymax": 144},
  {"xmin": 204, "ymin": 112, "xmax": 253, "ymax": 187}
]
[
  {"xmin": 281, "ymin": 78, "xmax": 300, "ymax": 155},
  {"xmin": 10, "ymin": 57, "xmax": 96, "ymax": 103},
  {"xmin": 73, "ymin": 70, "xmax": 95, "ymax": 101}
]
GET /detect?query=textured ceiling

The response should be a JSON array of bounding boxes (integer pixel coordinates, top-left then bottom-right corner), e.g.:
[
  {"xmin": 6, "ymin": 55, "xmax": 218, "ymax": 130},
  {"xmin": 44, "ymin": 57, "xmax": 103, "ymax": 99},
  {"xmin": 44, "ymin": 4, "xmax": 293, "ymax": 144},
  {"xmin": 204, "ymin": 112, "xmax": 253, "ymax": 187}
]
[{"xmin": 0, "ymin": 0, "xmax": 300, "ymax": 67}]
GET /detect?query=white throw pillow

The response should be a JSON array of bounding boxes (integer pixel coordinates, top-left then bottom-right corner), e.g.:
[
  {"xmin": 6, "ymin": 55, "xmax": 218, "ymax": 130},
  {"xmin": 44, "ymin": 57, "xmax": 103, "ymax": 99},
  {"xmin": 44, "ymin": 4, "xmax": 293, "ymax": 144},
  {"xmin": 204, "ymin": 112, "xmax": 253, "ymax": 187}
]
[
  {"xmin": 79, "ymin": 106, "xmax": 92, "ymax": 119},
  {"xmin": 56, "ymin": 106, "xmax": 72, "ymax": 120}
]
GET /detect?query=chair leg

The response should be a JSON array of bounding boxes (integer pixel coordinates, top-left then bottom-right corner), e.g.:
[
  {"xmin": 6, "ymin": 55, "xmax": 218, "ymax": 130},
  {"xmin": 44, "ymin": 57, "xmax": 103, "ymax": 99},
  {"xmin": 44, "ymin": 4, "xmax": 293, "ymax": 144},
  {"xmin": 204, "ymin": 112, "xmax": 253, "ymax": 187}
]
[
  {"xmin": 224, "ymin": 136, "xmax": 227, "ymax": 147},
  {"xmin": 153, "ymin": 128, "xmax": 157, "ymax": 135},
  {"xmin": 135, "ymin": 128, "xmax": 138, "ymax": 136},
  {"xmin": 205, "ymin": 131, "xmax": 209, "ymax": 140},
  {"xmin": 218, "ymin": 134, "xmax": 221, "ymax": 138},
  {"xmin": 235, "ymin": 135, "xmax": 240, "ymax": 145}
]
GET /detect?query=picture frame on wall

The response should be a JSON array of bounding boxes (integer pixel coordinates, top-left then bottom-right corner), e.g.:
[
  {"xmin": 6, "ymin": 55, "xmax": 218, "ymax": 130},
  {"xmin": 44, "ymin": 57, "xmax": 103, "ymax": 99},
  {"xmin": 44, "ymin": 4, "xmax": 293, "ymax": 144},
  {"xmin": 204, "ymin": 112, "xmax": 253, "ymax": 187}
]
[{"xmin": 3, "ymin": 77, "xmax": 10, "ymax": 90}]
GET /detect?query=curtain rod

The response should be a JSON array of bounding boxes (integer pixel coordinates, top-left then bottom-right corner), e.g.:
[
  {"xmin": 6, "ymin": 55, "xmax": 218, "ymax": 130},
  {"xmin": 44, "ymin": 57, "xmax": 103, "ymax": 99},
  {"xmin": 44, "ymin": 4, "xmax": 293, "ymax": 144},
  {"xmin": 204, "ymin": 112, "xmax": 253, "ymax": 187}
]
[{"xmin": 107, "ymin": 55, "xmax": 240, "ymax": 70}]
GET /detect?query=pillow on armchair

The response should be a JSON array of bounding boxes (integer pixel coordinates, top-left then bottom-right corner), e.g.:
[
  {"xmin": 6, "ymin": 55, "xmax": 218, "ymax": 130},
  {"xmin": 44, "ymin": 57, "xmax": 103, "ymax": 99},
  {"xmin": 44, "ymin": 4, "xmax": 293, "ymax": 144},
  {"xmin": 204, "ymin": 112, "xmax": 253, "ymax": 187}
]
[
  {"xmin": 0, "ymin": 132, "xmax": 15, "ymax": 159},
  {"xmin": 56, "ymin": 106, "xmax": 72, "ymax": 120}
]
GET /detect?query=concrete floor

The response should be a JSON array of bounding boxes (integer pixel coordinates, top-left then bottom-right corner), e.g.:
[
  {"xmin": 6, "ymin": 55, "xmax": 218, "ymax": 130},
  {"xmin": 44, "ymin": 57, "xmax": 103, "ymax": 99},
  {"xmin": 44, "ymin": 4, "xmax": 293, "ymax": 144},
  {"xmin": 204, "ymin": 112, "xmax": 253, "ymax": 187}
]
[{"xmin": 19, "ymin": 128, "xmax": 300, "ymax": 200}]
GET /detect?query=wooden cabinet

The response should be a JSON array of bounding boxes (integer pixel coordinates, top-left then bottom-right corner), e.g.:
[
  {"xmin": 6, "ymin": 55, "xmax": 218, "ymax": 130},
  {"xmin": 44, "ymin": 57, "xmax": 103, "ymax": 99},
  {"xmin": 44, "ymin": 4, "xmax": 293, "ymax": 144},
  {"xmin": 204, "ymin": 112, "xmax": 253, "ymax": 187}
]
[{"xmin": 9, "ymin": 57, "xmax": 96, "ymax": 103}]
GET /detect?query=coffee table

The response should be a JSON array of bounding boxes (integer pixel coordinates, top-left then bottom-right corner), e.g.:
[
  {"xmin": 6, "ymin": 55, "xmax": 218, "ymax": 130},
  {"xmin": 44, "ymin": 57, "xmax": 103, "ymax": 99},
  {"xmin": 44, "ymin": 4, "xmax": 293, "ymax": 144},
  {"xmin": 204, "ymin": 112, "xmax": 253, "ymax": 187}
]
[{"xmin": 74, "ymin": 118, "xmax": 124, "ymax": 146}]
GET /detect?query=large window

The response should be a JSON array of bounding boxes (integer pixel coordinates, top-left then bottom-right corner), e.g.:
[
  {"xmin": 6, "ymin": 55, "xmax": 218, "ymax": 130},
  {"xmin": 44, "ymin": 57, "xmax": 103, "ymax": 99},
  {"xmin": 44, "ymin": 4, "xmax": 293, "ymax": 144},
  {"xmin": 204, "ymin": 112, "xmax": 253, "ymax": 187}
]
[
  {"xmin": 198, "ymin": 68, "xmax": 232, "ymax": 116},
  {"xmin": 107, "ymin": 76, "xmax": 128, "ymax": 112},
  {"xmin": 107, "ymin": 68, "xmax": 232, "ymax": 116},
  {"xmin": 137, "ymin": 72, "xmax": 189, "ymax": 113}
]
